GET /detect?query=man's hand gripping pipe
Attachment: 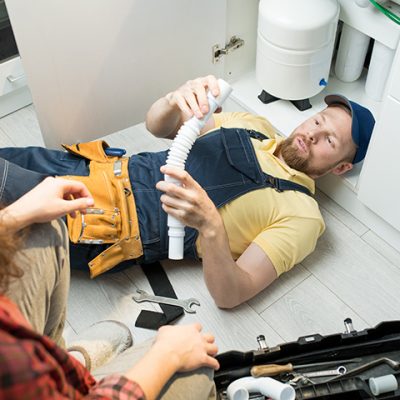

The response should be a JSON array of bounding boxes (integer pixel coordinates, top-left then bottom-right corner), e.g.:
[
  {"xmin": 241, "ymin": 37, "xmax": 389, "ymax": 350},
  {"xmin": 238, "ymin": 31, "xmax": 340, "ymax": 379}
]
[{"xmin": 164, "ymin": 79, "xmax": 232, "ymax": 259}]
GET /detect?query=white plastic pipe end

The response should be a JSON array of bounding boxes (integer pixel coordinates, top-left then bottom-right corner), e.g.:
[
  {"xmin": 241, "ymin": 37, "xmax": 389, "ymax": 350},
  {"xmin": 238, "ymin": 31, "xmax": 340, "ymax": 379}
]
[
  {"xmin": 369, "ymin": 374, "xmax": 398, "ymax": 396},
  {"xmin": 167, "ymin": 217, "xmax": 185, "ymax": 260},
  {"xmin": 227, "ymin": 376, "xmax": 295, "ymax": 400},
  {"xmin": 168, "ymin": 236, "xmax": 185, "ymax": 260},
  {"xmin": 215, "ymin": 78, "xmax": 233, "ymax": 106}
]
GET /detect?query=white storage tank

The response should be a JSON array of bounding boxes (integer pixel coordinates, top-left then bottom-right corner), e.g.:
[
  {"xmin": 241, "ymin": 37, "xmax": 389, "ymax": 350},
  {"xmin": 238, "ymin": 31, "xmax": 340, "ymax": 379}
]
[{"xmin": 256, "ymin": 0, "xmax": 339, "ymax": 110}]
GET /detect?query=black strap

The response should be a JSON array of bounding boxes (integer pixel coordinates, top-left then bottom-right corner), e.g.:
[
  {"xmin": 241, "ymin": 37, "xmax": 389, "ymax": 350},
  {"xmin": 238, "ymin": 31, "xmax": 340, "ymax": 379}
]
[
  {"xmin": 264, "ymin": 174, "xmax": 312, "ymax": 196},
  {"xmin": 135, "ymin": 262, "xmax": 183, "ymax": 330},
  {"xmin": 247, "ymin": 129, "xmax": 270, "ymax": 141},
  {"xmin": 247, "ymin": 130, "xmax": 313, "ymax": 197}
]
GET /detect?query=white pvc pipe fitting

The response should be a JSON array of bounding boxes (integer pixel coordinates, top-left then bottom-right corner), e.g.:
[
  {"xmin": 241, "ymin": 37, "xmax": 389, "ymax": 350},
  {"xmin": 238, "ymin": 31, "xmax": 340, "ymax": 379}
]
[
  {"xmin": 369, "ymin": 374, "xmax": 398, "ymax": 396},
  {"xmin": 226, "ymin": 376, "xmax": 295, "ymax": 400},
  {"xmin": 165, "ymin": 79, "xmax": 232, "ymax": 260}
]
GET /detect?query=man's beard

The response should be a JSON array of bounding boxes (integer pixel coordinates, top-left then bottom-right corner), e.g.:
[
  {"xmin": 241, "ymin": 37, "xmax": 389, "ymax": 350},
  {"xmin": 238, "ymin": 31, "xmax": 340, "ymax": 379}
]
[
  {"xmin": 276, "ymin": 136, "xmax": 310, "ymax": 173},
  {"xmin": 276, "ymin": 136, "xmax": 333, "ymax": 177}
]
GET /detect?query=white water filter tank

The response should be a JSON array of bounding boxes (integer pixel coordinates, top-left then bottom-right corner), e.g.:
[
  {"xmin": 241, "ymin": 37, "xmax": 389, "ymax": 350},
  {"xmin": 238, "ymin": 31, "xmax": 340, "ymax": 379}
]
[{"xmin": 256, "ymin": 0, "xmax": 339, "ymax": 101}]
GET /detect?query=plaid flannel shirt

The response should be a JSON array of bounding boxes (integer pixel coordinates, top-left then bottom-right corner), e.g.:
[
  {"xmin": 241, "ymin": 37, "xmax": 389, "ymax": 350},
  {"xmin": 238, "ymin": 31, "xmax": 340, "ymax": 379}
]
[{"xmin": 0, "ymin": 296, "xmax": 145, "ymax": 399}]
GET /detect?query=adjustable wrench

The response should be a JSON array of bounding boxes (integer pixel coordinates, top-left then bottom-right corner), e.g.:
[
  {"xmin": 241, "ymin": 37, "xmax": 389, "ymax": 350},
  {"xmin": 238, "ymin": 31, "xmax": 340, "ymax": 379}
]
[{"xmin": 132, "ymin": 289, "xmax": 200, "ymax": 313}]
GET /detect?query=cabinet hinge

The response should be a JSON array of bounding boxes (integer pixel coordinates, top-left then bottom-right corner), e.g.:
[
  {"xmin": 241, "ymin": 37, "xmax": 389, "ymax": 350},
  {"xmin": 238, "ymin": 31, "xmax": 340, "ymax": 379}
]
[{"xmin": 212, "ymin": 36, "xmax": 245, "ymax": 64}]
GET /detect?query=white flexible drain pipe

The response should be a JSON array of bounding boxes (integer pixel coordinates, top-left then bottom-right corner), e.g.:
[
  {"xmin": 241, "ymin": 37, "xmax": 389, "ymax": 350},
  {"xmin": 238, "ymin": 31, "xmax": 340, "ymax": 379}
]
[
  {"xmin": 165, "ymin": 78, "xmax": 232, "ymax": 260},
  {"xmin": 227, "ymin": 376, "xmax": 295, "ymax": 400}
]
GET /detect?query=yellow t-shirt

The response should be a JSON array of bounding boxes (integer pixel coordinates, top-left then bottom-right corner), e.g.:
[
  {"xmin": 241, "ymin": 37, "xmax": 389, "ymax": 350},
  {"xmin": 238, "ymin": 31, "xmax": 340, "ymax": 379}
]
[{"xmin": 195, "ymin": 112, "xmax": 325, "ymax": 276}]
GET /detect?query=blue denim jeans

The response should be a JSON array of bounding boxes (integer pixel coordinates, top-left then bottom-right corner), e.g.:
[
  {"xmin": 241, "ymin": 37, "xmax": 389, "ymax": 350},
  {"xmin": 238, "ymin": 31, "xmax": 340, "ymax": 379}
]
[{"xmin": 0, "ymin": 157, "xmax": 47, "ymax": 206}]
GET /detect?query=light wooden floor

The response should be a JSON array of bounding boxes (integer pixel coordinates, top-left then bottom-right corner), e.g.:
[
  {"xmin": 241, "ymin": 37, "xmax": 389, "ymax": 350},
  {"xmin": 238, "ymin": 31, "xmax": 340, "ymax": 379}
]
[{"xmin": 2, "ymin": 105, "xmax": 400, "ymax": 366}]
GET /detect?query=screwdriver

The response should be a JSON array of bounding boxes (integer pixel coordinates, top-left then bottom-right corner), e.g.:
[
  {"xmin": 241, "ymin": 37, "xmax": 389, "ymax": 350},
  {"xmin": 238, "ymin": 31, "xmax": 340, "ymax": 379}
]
[{"xmin": 251, "ymin": 358, "xmax": 362, "ymax": 377}]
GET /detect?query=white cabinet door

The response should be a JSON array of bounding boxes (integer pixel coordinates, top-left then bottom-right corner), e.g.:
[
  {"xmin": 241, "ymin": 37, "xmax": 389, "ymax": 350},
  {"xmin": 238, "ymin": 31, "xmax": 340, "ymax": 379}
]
[
  {"xmin": 5, "ymin": 0, "xmax": 227, "ymax": 148},
  {"xmin": 0, "ymin": 56, "xmax": 32, "ymax": 118},
  {"xmin": 0, "ymin": 56, "xmax": 26, "ymax": 97},
  {"xmin": 358, "ymin": 95, "xmax": 400, "ymax": 231}
]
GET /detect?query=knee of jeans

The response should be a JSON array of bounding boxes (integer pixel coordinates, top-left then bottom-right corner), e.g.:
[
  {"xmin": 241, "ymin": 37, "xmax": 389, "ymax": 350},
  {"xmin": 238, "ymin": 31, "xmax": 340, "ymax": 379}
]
[
  {"xmin": 39, "ymin": 219, "xmax": 69, "ymax": 249},
  {"xmin": 24, "ymin": 220, "xmax": 70, "ymax": 272},
  {"xmin": 53, "ymin": 219, "xmax": 69, "ymax": 249},
  {"xmin": 158, "ymin": 367, "xmax": 216, "ymax": 400},
  {"xmin": 12, "ymin": 219, "xmax": 70, "ymax": 294},
  {"xmin": 51, "ymin": 219, "xmax": 70, "ymax": 268}
]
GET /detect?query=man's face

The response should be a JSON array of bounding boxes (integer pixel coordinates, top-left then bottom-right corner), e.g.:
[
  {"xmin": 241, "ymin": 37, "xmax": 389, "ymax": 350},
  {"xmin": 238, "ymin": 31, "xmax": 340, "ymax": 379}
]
[{"xmin": 277, "ymin": 106, "xmax": 355, "ymax": 178}]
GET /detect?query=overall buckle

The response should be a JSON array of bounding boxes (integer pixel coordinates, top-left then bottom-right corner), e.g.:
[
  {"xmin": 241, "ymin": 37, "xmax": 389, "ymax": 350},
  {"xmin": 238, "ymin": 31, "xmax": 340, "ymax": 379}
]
[{"xmin": 267, "ymin": 175, "xmax": 282, "ymax": 192}]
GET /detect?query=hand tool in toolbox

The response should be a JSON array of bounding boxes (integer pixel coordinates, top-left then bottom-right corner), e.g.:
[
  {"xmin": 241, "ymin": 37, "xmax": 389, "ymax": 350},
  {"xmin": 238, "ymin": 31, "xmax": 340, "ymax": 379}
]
[
  {"xmin": 323, "ymin": 357, "xmax": 400, "ymax": 383},
  {"xmin": 215, "ymin": 319, "xmax": 400, "ymax": 399},
  {"xmin": 250, "ymin": 359, "xmax": 359, "ymax": 377}
]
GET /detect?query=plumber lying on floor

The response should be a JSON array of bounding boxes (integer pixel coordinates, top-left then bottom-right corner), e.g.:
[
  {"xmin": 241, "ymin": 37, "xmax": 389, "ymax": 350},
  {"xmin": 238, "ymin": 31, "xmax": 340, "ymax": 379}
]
[{"xmin": 0, "ymin": 75, "xmax": 375, "ymax": 309}]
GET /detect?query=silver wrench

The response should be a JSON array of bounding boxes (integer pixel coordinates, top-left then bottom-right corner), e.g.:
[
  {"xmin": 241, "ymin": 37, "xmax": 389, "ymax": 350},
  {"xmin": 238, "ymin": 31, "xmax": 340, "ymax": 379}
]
[
  {"xmin": 302, "ymin": 366, "xmax": 347, "ymax": 378},
  {"xmin": 288, "ymin": 367, "xmax": 347, "ymax": 386},
  {"xmin": 132, "ymin": 289, "xmax": 200, "ymax": 313},
  {"xmin": 323, "ymin": 357, "xmax": 400, "ymax": 383}
]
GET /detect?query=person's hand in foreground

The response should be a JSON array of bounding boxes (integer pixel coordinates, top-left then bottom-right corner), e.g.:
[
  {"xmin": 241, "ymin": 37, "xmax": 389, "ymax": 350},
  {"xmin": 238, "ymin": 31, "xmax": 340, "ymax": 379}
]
[
  {"xmin": 1, "ymin": 177, "xmax": 94, "ymax": 233},
  {"xmin": 125, "ymin": 323, "xmax": 219, "ymax": 400}
]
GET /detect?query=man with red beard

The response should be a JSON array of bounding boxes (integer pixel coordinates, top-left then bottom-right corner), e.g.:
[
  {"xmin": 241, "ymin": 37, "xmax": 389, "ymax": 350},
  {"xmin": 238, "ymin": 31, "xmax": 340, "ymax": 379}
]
[
  {"xmin": 146, "ymin": 75, "xmax": 375, "ymax": 308},
  {"xmin": 0, "ymin": 76, "xmax": 375, "ymax": 309}
]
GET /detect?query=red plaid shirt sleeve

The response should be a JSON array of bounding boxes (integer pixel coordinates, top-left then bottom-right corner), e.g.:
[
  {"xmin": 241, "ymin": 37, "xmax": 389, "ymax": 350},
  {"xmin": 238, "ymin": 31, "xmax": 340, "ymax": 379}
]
[
  {"xmin": 0, "ymin": 330, "xmax": 146, "ymax": 400},
  {"xmin": 89, "ymin": 375, "xmax": 145, "ymax": 399},
  {"xmin": 0, "ymin": 297, "xmax": 146, "ymax": 400}
]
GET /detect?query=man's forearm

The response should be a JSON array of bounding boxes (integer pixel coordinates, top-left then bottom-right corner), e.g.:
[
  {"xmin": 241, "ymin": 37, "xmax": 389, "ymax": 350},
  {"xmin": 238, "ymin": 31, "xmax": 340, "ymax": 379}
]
[
  {"xmin": 199, "ymin": 219, "xmax": 254, "ymax": 309},
  {"xmin": 124, "ymin": 344, "xmax": 178, "ymax": 400},
  {"xmin": 145, "ymin": 94, "xmax": 183, "ymax": 139}
]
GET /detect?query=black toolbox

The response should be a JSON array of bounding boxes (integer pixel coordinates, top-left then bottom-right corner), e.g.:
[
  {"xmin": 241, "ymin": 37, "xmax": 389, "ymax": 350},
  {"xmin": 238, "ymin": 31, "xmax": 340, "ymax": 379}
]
[{"xmin": 215, "ymin": 319, "xmax": 400, "ymax": 399}]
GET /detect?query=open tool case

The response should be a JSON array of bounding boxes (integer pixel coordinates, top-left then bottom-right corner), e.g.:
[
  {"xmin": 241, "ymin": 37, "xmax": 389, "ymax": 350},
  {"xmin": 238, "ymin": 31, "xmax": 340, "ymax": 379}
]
[{"xmin": 215, "ymin": 319, "xmax": 400, "ymax": 399}]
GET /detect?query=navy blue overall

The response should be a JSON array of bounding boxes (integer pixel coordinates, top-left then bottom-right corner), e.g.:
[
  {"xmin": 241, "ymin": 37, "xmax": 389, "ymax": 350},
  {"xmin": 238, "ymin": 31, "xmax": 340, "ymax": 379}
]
[{"xmin": 0, "ymin": 128, "xmax": 311, "ymax": 271}]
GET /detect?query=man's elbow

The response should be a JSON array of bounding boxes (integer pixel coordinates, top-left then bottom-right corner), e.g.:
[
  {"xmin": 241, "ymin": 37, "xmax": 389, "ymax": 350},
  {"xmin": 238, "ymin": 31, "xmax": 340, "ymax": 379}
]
[
  {"xmin": 144, "ymin": 116, "xmax": 156, "ymax": 136},
  {"xmin": 213, "ymin": 295, "xmax": 243, "ymax": 310}
]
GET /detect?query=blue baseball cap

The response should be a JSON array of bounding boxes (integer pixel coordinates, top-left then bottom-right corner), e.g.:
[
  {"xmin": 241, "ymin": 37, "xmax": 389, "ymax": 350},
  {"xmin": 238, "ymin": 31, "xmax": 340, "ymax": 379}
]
[{"xmin": 324, "ymin": 94, "xmax": 375, "ymax": 164}]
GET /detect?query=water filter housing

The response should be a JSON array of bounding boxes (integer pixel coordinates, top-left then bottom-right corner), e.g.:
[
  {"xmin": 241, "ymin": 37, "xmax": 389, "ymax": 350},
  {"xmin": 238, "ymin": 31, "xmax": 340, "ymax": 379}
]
[{"xmin": 256, "ymin": 0, "xmax": 339, "ymax": 101}]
